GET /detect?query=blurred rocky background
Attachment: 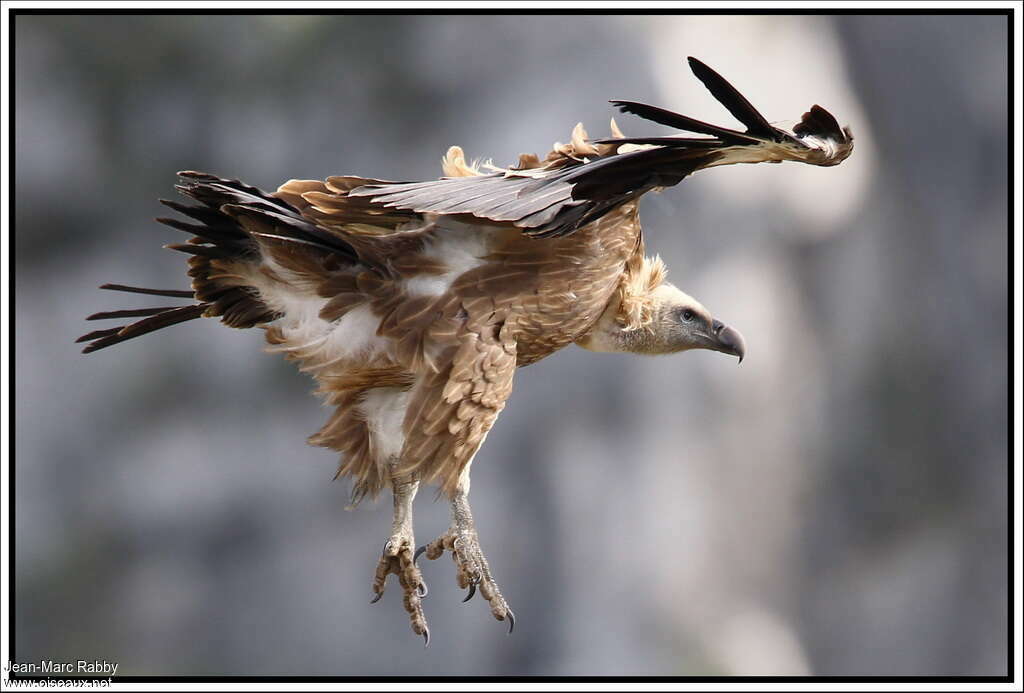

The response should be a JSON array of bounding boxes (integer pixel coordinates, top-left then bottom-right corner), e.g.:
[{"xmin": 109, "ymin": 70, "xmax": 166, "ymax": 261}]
[{"xmin": 13, "ymin": 14, "xmax": 1008, "ymax": 676}]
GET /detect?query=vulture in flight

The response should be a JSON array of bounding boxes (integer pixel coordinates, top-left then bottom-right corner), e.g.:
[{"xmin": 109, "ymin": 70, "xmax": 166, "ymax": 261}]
[{"xmin": 79, "ymin": 58, "xmax": 853, "ymax": 644}]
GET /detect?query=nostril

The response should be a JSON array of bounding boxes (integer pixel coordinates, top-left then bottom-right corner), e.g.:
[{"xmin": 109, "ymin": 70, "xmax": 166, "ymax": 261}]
[{"xmin": 712, "ymin": 319, "xmax": 724, "ymax": 333}]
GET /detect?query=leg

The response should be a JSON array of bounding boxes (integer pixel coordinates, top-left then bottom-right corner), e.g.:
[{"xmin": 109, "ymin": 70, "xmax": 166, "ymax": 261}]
[
  {"xmin": 370, "ymin": 470, "xmax": 431, "ymax": 644},
  {"xmin": 418, "ymin": 477, "xmax": 515, "ymax": 632}
]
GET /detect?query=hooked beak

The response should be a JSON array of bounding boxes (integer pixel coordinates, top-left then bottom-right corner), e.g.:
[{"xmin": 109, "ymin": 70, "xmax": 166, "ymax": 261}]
[{"xmin": 708, "ymin": 320, "xmax": 746, "ymax": 363}]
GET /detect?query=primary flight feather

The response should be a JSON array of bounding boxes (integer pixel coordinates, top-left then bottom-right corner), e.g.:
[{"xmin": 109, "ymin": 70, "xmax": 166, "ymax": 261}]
[{"xmin": 79, "ymin": 57, "xmax": 853, "ymax": 644}]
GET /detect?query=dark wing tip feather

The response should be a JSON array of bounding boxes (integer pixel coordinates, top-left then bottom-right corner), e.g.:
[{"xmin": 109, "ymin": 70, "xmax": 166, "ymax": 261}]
[
  {"xmin": 76, "ymin": 326, "xmax": 124, "ymax": 344},
  {"xmin": 218, "ymin": 204, "xmax": 361, "ymax": 261},
  {"xmin": 686, "ymin": 56, "xmax": 778, "ymax": 140},
  {"xmin": 154, "ymin": 216, "xmax": 191, "ymax": 228},
  {"xmin": 244, "ymin": 229, "xmax": 343, "ymax": 254},
  {"xmin": 155, "ymin": 216, "xmax": 244, "ymax": 246},
  {"xmin": 86, "ymin": 306, "xmax": 188, "ymax": 321},
  {"xmin": 79, "ymin": 304, "xmax": 209, "ymax": 354},
  {"xmin": 592, "ymin": 136, "xmax": 726, "ymax": 148},
  {"xmin": 163, "ymin": 242, "xmax": 233, "ymax": 259},
  {"xmin": 100, "ymin": 283, "xmax": 195, "ymax": 298},
  {"xmin": 609, "ymin": 100, "xmax": 759, "ymax": 144}
]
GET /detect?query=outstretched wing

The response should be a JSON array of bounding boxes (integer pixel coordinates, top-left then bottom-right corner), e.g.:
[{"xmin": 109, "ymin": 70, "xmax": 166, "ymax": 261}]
[
  {"xmin": 78, "ymin": 172, "xmax": 372, "ymax": 353},
  {"xmin": 348, "ymin": 57, "xmax": 853, "ymax": 238},
  {"xmin": 350, "ymin": 146, "xmax": 709, "ymax": 240}
]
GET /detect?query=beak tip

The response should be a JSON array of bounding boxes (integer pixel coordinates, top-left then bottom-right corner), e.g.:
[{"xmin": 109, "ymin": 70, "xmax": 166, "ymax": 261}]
[{"xmin": 715, "ymin": 324, "xmax": 746, "ymax": 364}]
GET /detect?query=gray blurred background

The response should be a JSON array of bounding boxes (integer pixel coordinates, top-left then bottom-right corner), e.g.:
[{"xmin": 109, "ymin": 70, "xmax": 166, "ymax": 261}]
[{"xmin": 13, "ymin": 14, "xmax": 1008, "ymax": 676}]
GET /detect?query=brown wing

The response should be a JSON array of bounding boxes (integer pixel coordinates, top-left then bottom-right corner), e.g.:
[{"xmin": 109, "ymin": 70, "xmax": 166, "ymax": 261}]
[{"xmin": 398, "ymin": 312, "xmax": 517, "ymax": 497}]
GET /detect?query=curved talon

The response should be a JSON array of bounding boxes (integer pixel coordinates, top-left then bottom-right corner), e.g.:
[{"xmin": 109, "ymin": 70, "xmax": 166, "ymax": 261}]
[
  {"xmin": 416, "ymin": 581, "xmax": 428, "ymax": 598},
  {"xmin": 370, "ymin": 592, "xmax": 382, "ymax": 604},
  {"xmin": 422, "ymin": 528, "xmax": 512, "ymax": 636},
  {"xmin": 413, "ymin": 545, "xmax": 427, "ymax": 564},
  {"xmin": 382, "ymin": 539, "xmax": 392, "ymax": 556},
  {"xmin": 422, "ymin": 627, "xmax": 430, "ymax": 648}
]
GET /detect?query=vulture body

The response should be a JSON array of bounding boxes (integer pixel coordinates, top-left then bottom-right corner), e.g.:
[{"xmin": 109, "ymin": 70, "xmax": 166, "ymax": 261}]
[{"xmin": 79, "ymin": 58, "xmax": 853, "ymax": 643}]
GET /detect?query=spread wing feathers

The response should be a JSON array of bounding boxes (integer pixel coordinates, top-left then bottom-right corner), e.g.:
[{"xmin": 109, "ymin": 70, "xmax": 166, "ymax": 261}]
[
  {"xmin": 78, "ymin": 296, "xmax": 208, "ymax": 353},
  {"xmin": 685, "ymin": 56, "xmax": 777, "ymax": 139},
  {"xmin": 79, "ymin": 172, "xmax": 367, "ymax": 354},
  {"xmin": 399, "ymin": 320, "xmax": 517, "ymax": 497},
  {"xmin": 348, "ymin": 56, "xmax": 853, "ymax": 238},
  {"xmin": 274, "ymin": 176, "xmax": 425, "ymax": 234},
  {"xmin": 349, "ymin": 145, "xmax": 712, "ymax": 239}
]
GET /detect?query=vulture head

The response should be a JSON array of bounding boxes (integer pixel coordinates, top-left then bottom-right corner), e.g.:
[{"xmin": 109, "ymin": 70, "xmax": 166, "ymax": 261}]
[
  {"xmin": 578, "ymin": 283, "xmax": 745, "ymax": 361},
  {"xmin": 577, "ymin": 251, "xmax": 745, "ymax": 362}
]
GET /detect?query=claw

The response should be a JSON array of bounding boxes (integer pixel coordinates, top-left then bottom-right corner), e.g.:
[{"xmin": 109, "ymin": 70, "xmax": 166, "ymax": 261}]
[
  {"xmin": 462, "ymin": 582, "xmax": 476, "ymax": 602},
  {"xmin": 382, "ymin": 539, "xmax": 392, "ymax": 556},
  {"xmin": 370, "ymin": 592, "xmax": 382, "ymax": 604},
  {"xmin": 413, "ymin": 544, "xmax": 427, "ymax": 564},
  {"xmin": 422, "ymin": 626, "xmax": 430, "ymax": 648},
  {"xmin": 506, "ymin": 609, "xmax": 515, "ymax": 634},
  {"xmin": 416, "ymin": 581, "xmax": 428, "ymax": 598}
]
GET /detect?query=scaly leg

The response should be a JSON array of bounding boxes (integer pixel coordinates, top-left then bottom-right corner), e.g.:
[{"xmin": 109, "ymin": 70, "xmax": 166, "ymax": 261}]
[
  {"xmin": 370, "ymin": 471, "xmax": 430, "ymax": 644},
  {"xmin": 417, "ymin": 478, "xmax": 515, "ymax": 632}
]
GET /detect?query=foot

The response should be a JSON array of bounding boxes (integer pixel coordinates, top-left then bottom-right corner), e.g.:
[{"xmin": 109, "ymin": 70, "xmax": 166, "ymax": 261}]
[
  {"xmin": 371, "ymin": 530, "xmax": 430, "ymax": 645},
  {"xmin": 418, "ymin": 524, "xmax": 515, "ymax": 633}
]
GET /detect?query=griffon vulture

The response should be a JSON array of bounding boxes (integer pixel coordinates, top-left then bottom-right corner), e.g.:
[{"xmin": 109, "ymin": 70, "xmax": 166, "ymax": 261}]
[{"xmin": 79, "ymin": 58, "xmax": 853, "ymax": 643}]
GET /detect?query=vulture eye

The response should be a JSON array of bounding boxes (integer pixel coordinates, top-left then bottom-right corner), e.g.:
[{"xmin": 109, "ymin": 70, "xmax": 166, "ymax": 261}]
[{"xmin": 681, "ymin": 308, "xmax": 695, "ymax": 322}]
